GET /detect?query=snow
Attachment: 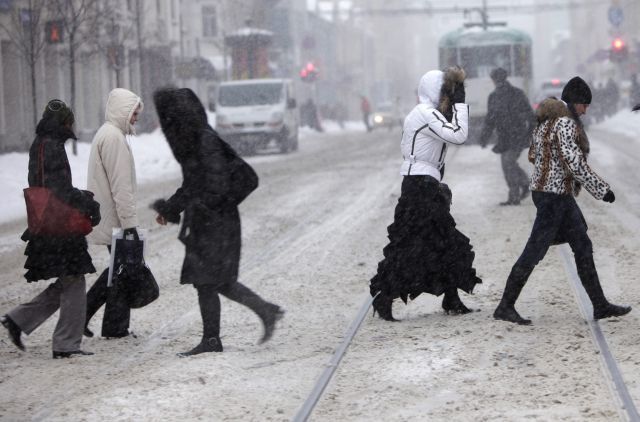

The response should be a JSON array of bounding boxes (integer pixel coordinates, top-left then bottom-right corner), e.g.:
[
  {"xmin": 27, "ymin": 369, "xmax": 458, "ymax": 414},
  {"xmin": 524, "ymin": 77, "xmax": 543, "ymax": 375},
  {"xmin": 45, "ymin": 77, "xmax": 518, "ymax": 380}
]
[
  {"xmin": 592, "ymin": 109, "xmax": 640, "ymax": 140},
  {"xmin": 1, "ymin": 111, "xmax": 640, "ymax": 420}
]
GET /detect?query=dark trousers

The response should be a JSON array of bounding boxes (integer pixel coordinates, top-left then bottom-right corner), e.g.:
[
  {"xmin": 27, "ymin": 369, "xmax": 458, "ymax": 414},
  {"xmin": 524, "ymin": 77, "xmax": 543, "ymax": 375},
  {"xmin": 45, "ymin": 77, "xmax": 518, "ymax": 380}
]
[
  {"xmin": 195, "ymin": 282, "xmax": 271, "ymax": 339},
  {"xmin": 515, "ymin": 191, "xmax": 592, "ymax": 269},
  {"xmin": 501, "ymin": 148, "xmax": 529, "ymax": 202},
  {"xmin": 85, "ymin": 246, "xmax": 130, "ymax": 337},
  {"xmin": 363, "ymin": 112, "xmax": 371, "ymax": 132}
]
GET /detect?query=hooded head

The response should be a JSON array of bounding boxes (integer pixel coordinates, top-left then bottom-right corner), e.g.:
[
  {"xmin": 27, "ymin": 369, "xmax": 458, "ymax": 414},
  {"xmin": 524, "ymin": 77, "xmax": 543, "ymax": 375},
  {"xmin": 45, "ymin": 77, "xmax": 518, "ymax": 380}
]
[
  {"xmin": 561, "ymin": 76, "xmax": 592, "ymax": 105},
  {"xmin": 105, "ymin": 88, "xmax": 143, "ymax": 135},
  {"xmin": 153, "ymin": 87, "xmax": 209, "ymax": 165},
  {"xmin": 490, "ymin": 67, "xmax": 508, "ymax": 84},
  {"xmin": 417, "ymin": 70, "xmax": 444, "ymax": 107},
  {"xmin": 35, "ymin": 99, "xmax": 77, "ymax": 139}
]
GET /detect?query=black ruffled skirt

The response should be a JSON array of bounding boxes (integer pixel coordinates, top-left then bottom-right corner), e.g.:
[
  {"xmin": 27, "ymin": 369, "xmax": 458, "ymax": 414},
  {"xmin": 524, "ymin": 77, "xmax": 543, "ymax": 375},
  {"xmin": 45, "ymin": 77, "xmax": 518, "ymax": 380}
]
[{"xmin": 370, "ymin": 175, "xmax": 481, "ymax": 303}]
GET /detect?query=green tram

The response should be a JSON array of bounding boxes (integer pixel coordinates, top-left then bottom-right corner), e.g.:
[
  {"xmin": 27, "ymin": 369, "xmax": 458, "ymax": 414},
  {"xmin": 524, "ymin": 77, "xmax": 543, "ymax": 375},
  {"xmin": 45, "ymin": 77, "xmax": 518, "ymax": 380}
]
[{"xmin": 439, "ymin": 26, "xmax": 533, "ymax": 140}]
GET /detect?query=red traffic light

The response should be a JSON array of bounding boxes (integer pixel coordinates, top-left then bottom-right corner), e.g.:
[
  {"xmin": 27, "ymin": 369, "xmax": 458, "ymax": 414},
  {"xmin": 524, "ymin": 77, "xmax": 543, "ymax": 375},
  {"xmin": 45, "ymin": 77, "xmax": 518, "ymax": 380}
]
[
  {"xmin": 45, "ymin": 20, "xmax": 64, "ymax": 44},
  {"xmin": 612, "ymin": 37, "xmax": 625, "ymax": 51},
  {"xmin": 610, "ymin": 37, "xmax": 628, "ymax": 62},
  {"xmin": 300, "ymin": 62, "xmax": 318, "ymax": 83}
]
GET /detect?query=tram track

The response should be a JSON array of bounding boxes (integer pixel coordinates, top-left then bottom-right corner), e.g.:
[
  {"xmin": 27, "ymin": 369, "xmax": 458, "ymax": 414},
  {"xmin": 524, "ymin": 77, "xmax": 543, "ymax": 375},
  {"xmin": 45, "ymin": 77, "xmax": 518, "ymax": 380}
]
[
  {"xmin": 3, "ymin": 126, "xmax": 638, "ymax": 420},
  {"xmin": 559, "ymin": 246, "xmax": 640, "ymax": 422}
]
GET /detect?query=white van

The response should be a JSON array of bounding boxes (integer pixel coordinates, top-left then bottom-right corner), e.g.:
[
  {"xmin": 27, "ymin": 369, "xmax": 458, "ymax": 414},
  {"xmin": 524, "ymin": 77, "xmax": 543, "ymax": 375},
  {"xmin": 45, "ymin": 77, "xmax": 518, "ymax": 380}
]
[{"xmin": 214, "ymin": 78, "xmax": 299, "ymax": 154}]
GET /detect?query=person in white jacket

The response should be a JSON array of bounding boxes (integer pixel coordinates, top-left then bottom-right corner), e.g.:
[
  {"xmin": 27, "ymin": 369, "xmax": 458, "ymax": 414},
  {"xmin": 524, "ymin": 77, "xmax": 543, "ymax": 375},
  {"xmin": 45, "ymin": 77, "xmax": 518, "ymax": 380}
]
[
  {"xmin": 369, "ymin": 67, "xmax": 482, "ymax": 321},
  {"xmin": 84, "ymin": 88, "xmax": 143, "ymax": 338}
]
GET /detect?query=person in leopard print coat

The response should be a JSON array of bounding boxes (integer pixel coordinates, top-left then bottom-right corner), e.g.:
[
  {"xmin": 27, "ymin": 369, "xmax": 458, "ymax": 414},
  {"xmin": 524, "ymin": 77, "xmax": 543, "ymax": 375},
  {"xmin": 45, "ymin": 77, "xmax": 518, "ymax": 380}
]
[{"xmin": 493, "ymin": 76, "xmax": 631, "ymax": 325}]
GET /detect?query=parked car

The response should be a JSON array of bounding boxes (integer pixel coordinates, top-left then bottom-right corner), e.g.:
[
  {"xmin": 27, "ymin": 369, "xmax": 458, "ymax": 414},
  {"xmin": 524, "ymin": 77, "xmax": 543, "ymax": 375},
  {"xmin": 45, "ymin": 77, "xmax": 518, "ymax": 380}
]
[
  {"xmin": 371, "ymin": 102, "xmax": 403, "ymax": 131},
  {"xmin": 532, "ymin": 79, "xmax": 565, "ymax": 110},
  {"xmin": 214, "ymin": 78, "xmax": 299, "ymax": 155}
]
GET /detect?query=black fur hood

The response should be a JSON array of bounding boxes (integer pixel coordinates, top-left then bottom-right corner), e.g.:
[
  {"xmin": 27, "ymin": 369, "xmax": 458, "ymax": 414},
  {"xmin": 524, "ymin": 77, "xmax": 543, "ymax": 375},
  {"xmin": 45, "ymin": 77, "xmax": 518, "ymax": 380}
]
[{"xmin": 153, "ymin": 87, "xmax": 209, "ymax": 164}]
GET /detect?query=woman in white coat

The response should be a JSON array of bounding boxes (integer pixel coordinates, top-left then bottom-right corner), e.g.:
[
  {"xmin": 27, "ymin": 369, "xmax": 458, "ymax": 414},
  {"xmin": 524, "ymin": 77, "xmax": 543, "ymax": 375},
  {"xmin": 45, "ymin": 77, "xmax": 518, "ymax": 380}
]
[
  {"xmin": 370, "ymin": 67, "xmax": 482, "ymax": 320},
  {"xmin": 85, "ymin": 88, "xmax": 143, "ymax": 338}
]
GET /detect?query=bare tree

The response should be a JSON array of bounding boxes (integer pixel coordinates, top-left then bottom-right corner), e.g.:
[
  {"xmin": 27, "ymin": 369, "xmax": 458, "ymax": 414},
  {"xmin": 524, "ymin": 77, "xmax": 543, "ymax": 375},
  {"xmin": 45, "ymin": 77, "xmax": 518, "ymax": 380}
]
[
  {"xmin": 48, "ymin": 0, "xmax": 101, "ymax": 153},
  {"xmin": 91, "ymin": 1, "xmax": 139, "ymax": 87},
  {"xmin": 0, "ymin": 0, "xmax": 48, "ymax": 130}
]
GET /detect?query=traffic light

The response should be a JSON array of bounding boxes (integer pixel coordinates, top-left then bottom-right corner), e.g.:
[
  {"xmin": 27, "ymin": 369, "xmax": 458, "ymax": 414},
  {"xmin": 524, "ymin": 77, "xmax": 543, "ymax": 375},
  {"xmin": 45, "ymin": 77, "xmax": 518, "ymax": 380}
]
[
  {"xmin": 300, "ymin": 62, "xmax": 318, "ymax": 83},
  {"xmin": 610, "ymin": 37, "xmax": 628, "ymax": 62},
  {"xmin": 45, "ymin": 20, "xmax": 64, "ymax": 44}
]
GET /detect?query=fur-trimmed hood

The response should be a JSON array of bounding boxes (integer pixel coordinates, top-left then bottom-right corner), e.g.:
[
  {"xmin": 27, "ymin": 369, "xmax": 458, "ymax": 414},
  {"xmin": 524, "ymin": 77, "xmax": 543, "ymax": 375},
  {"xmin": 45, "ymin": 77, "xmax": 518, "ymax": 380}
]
[
  {"xmin": 417, "ymin": 67, "xmax": 466, "ymax": 114},
  {"xmin": 535, "ymin": 97, "xmax": 571, "ymax": 123},
  {"xmin": 438, "ymin": 66, "xmax": 466, "ymax": 117}
]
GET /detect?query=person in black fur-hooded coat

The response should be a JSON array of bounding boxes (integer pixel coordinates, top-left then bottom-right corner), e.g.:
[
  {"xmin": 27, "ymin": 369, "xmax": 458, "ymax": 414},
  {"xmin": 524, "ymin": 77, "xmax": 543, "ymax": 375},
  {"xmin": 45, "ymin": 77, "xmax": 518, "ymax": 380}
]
[
  {"xmin": 369, "ymin": 67, "xmax": 482, "ymax": 321},
  {"xmin": 151, "ymin": 87, "xmax": 284, "ymax": 356}
]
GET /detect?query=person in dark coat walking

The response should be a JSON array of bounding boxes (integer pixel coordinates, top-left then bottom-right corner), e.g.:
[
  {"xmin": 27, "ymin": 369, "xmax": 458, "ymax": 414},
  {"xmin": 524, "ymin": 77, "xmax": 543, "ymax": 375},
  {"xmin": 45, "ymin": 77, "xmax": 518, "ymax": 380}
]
[
  {"xmin": 493, "ymin": 77, "xmax": 631, "ymax": 325},
  {"xmin": 479, "ymin": 68, "xmax": 536, "ymax": 205},
  {"xmin": 151, "ymin": 87, "xmax": 284, "ymax": 356},
  {"xmin": 1, "ymin": 99, "xmax": 101, "ymax": 358}
]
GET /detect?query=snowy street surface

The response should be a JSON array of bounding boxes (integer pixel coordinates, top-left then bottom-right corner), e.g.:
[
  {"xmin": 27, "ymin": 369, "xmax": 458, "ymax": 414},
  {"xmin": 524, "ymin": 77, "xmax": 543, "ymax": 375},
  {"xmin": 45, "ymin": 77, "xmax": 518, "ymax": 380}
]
[{"xmin": 1, "ymin": 113, "xmax": 640, "ymax": 421}]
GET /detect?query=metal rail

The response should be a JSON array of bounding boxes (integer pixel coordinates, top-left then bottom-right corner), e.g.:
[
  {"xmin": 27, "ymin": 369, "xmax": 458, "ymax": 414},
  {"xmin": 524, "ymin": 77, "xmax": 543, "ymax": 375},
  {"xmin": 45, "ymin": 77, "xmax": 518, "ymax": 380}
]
[
  {"xmin": 292, "ymin": 292, "xmax": 377, "ymax": 422},
  {"xmin": 559, "ymin": 246, "xmax": 640, "ymax": 422}
]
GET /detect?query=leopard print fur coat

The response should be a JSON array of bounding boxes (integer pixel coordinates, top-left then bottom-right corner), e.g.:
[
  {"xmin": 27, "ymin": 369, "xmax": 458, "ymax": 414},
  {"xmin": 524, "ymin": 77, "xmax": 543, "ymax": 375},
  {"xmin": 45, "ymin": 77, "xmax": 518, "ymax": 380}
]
[{"xmin": 528, "ymin": 98, "xmax": 609, "ymax": 199}]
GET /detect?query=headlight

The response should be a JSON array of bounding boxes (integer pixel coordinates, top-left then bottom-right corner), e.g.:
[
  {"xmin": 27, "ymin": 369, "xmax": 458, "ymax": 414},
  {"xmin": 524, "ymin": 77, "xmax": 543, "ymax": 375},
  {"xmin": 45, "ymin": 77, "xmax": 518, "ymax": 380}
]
[
  {"xmin": 216, "ymin": 114, "xmax": 229, "ymax": 126},
  {"xmin": 270, "ymin": 111, "xmax": 284, "ymax": 123},
  {"xmin": 373, "ymin": 114, "xmax": 384, "ymax": 124},
  {"xmin": 268, "ymin": 111, "xmax": 284, "ymax": 127}
]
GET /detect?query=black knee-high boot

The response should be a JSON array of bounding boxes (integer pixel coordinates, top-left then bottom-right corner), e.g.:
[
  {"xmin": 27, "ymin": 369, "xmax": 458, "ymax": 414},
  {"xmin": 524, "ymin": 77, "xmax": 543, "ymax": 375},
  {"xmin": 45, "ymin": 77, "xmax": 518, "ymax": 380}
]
[
  {"xmin": 178, "ymin": 285, "xmax": 223, "ymax": 357},
  {"xmin": 84, "ymin": 268, "xmax": 109, "ymax": 337},
  {"xmin": 219, "ymin": 282, "xmax": 284, "ymax": 344},
  {"xmin": 575, "ymin": 257, "xmax": 631, "ymax": 320},
  {"xmin": 493, "ymin": 265, "xmax": 534, "ymax": 325},
  {"xmin": 442, "ymin": 288, "xmax": 472, "ymax": 315}
]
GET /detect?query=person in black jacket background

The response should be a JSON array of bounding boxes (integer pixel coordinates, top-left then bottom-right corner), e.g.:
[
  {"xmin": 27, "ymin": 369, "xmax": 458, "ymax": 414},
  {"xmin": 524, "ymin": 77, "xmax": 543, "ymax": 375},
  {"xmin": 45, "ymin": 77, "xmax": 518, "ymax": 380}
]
[
  {"xmin": 1, "ymin": 99, "xmax": 101, "ymax": 358},
  {"xmin": 479, "ymin": 68, "xmax": 536, "ymax": 206},
  {"xmin": 152, "ymin": 87, "xmax": 284, "ymax": 357}
]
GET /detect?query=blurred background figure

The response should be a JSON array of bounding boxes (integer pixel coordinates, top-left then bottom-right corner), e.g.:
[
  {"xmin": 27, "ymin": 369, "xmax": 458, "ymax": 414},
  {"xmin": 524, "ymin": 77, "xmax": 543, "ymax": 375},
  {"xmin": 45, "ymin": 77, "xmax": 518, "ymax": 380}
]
[
  {"xmin": 479, "ymin": 68, "xmax": 535, "ymax": 206},
  {"xmin": 360, "ymin": 95, "xmax": 372, "ymax": 132}
]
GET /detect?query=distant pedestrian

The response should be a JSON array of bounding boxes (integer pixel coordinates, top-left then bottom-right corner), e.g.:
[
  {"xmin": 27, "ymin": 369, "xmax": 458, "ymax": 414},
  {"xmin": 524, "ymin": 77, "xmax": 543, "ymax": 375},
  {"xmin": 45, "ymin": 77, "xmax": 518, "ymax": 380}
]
[
  {"xmin": 84, "ymin": 88, "xmax": 143, "ymax": 339},
  {"xmin": 493, "ymin": 77, "xmax": 631, "ymax": 325},
  {"xmin": 1, "ymin": 99, "xmax": 101, "ymax": 358},
  {"xmin": 479, "ymin": 68, "xmax": 535, "ymax": 205},
  {"xmin": 360, "ymin": 95, "xmax": 372, "ymax": 132},
  {"xmin": 629, "ymin": 74, "xmax": 640, "ymax": 109},
  {"xmin": 151, "ymin": 87, "xmax": 284, "ymax": 356},
  {"xmin": 369, "ymin": 67, "xmax": 482, "ymax": 320}
]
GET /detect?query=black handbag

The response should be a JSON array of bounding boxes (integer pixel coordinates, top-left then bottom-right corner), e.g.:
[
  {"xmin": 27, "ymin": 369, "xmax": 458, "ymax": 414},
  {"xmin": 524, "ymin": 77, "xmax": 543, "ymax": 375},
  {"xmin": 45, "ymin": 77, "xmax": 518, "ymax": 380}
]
[{"xmin": 113, "ymin": 235, "xmax": 159, "ymax": 309}]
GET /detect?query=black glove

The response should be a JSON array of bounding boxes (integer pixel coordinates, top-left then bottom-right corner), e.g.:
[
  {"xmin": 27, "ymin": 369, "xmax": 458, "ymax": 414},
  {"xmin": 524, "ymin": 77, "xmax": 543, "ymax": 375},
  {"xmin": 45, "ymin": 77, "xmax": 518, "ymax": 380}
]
[
  {"xmin": 123, "ymin": 227, "xmax": 139, "ymax": 240},
  {"xmin": 151, "ymin": 199, "xmax": 181, "ymax": 224},
  {"xmin": 603, "ymin": 190, "xmax": 615, "ymax": 203},
  {"xmin": 450, "ymin": 82, "xmax": 465, "ymax": 104},
  {"xmin": 87, "ymin": 200, "xmax": 101, "ymax": 227}
]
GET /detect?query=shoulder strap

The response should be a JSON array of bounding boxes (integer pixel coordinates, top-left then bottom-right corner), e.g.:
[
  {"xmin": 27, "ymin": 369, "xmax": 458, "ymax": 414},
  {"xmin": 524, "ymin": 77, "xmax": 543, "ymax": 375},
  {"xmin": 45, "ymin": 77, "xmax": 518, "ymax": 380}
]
[{"xmin": 37, "ymin": 140, "xmax": 46, "ymax": 187}]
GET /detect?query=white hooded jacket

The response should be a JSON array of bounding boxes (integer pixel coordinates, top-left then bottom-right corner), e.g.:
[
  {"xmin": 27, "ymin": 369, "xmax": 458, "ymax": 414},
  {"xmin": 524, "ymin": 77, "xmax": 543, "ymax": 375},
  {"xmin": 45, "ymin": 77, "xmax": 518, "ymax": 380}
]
[
  {"xmin": 400, "ymin": 70, "xmax": 469, "ymax": 181},
  {"xmin": 87, "ymin": 88, "xmax": 143, "ymax": 245}
]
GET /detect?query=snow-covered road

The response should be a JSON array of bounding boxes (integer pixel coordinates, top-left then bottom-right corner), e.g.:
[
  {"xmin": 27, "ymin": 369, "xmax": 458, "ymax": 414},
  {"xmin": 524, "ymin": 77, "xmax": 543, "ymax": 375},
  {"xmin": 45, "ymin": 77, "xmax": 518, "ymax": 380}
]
[{"xmin": 0, "ymin": 114, "xmax": 639, "ymax": 421}]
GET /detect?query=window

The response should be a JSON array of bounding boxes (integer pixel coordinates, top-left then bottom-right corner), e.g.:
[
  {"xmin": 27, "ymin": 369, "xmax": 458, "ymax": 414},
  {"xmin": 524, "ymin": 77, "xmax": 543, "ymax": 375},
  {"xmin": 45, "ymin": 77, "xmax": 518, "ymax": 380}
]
[
  {"xmin": 202, "ymin": 6, "xmax": 217, "ymax": 38},
  {"xmin": 218, "ymin": 84, "xmax": 283, "ymax": 107}
]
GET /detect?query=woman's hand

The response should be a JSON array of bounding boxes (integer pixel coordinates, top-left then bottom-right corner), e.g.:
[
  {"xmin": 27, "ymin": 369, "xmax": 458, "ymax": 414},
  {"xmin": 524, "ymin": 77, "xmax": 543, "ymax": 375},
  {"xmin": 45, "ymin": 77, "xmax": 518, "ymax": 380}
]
[{"xmin": 156, "ymin": 215, "xmax": 167, "ymax": 225}]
